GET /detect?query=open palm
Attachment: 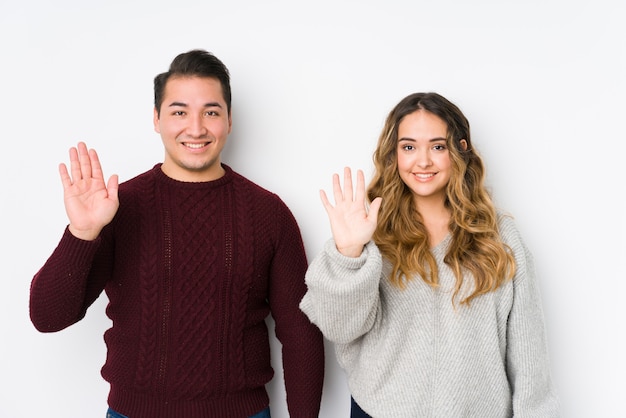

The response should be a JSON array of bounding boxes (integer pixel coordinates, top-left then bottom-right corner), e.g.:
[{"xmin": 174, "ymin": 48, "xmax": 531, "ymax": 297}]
[
  {"xmin": 59, "ymin": 142, "xmax": 119, "ymax": 241},
  {"xmin": 320, "ymin": 167, "xmax": 382, "ymax": 258}
]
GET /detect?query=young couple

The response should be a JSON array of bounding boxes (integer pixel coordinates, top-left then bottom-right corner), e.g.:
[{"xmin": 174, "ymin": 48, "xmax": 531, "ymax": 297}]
[{"xmin": 30, "ymin": 50, "xmax": 559, "ymax": 417}]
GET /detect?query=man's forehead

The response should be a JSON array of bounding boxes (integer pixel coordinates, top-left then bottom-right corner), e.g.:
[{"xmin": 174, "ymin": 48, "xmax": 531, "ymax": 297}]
[{"xmin": 163, "ymin": 76, "xmax": 225, "ymax": 103}]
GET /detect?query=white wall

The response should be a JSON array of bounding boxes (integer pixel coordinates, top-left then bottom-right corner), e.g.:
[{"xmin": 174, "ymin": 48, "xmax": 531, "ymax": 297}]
[{"xmin": 1, "ymin": 1, "xmax": 624, "ymax": 417}]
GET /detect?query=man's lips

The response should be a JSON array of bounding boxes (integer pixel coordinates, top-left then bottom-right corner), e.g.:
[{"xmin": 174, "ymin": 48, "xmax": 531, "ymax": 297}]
[{"xmin": 182, "ymin": 141, "xmax": 211, "ymax": 149}]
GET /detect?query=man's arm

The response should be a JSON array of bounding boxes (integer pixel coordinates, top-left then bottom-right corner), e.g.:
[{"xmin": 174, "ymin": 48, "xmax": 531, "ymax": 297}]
[
  {"xmin": 269, "ymin": 200, "xmax": 325, "ymax": 417},
  {"xmin": 29, "ymin": 228, "xmax": 111, "ymax": 332},
  {"xmin": 29, "ymin": 142, "xmax": 118, "ymax": 332}
]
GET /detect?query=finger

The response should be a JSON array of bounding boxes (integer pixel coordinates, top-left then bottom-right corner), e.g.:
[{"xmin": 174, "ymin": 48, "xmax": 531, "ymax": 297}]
[
  {"xmin": 69, "ymin": 146, "xmax": 81, "ymax": 183},
  {"xmin": 319, "ymin": 189, "xmax": 333, "ymax": 213},
  {"xmin": 77, "ymin": 142, "xmax": 93, "ymax": 179},
  {"xmin": 331, "ymin": 173, "xmax": 343, "ymax": 204},
  {"xmin": 59, "ymin": 163, "xmax": 72, "ymax": 189},
  {"xmin": 343, "ymin": 167, "xmax": 353, "ymax": 201},
  {"xmin": 89, "ymin": 148, "xmax": 105, "ymax": 180},
  {"xmin": 354, "ymin": 169, "xmax": 365, "ymax": 203}
]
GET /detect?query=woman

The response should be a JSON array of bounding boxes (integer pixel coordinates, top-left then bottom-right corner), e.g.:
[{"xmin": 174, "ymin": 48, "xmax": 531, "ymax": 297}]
[{"xmin": 300, "ymin": 92, "xmax": 559, "ymax": 417}]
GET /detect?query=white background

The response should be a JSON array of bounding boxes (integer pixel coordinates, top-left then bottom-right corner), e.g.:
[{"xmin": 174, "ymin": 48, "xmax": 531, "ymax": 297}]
[{"xmin": 1, "ymin": 1, "xmax": 624, "ymax": 417}]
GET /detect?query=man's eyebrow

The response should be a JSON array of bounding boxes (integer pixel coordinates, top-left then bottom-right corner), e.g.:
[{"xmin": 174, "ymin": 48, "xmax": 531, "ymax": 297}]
[{"xmin": 167, "ymin": 101, "xmax": 223, "ymax": 108}]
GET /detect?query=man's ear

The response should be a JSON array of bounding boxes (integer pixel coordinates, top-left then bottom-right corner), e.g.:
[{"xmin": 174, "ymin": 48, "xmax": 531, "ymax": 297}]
[{"xmin": 153, "ymin": 108, "xmax": 160, "ymax": 133}]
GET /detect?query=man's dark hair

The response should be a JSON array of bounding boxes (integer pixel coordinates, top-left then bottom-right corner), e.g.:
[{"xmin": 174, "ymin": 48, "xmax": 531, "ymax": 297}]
[{"xmin": 154, "ymin": 49, "xmax": 231, "ymax": 116}]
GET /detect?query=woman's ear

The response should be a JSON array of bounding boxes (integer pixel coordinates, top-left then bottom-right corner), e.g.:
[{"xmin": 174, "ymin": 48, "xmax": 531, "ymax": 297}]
[{"xmin": 459, "ymin": 139, "xmax": 468, "ymax": 151}]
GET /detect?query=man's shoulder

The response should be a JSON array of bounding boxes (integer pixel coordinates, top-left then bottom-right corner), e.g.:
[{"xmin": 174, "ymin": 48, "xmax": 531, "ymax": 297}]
[
  {"xmin": 229, "ymin": 167, "xmax": 279, "ymax": 200},
  {"xmin": 116, "ymin": 166, "xmax": 159, "ymax": 200},
  {"xmin": 120, "ymin": 165, "xmax": 158, "ymax": 185},
  {"xmin": 228, "ymin": 168, "xmax": 297, "ymax": 220}
]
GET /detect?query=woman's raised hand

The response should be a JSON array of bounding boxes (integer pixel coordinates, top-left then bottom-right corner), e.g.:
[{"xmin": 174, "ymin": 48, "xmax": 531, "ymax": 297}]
[
  {"xmin": 320, "ymin": 167, "xmax": 382, "ymax": 257},
  {"xmin": 59, "ymin": 142, "xmax": 119, "ymax": 241}
]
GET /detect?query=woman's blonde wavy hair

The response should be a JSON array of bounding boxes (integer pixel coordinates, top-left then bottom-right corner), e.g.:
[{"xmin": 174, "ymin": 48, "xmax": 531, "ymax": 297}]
[{"xmin": 367, "ymin": 92, "xmax": 515, "ymax": 304}]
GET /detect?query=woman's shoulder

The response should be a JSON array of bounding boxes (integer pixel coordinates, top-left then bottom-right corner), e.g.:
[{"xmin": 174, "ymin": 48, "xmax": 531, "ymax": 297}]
[{"xmin": 496, "ymin": 210, "xmax": 521, "ymax": 241}]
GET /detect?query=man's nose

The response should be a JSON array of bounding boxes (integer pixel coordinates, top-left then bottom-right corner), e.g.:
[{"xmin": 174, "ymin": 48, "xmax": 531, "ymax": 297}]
[{"xmin": 186, "ymin": 114, "xmax": 207, "ymax": 137}]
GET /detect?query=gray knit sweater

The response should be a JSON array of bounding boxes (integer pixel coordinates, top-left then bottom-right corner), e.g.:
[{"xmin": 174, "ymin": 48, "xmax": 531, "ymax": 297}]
[{"xmin": 300, "ymin": 215, "xmax": 559, "ymax": 417}]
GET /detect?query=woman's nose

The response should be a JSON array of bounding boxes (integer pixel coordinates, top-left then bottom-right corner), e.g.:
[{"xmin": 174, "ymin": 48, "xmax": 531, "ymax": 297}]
[{"xmin": 415, "ymin": 151, "xmax": 432, "ymax": 168}]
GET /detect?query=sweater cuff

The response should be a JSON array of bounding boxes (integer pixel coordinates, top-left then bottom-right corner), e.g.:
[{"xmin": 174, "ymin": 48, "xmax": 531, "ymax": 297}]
[
  {"xmin": 303, "ymin": 239, "xmax": 382, "ymax": 297},
  {"xmin": 323, "ymin": 239, "xmax": 377, "ymax": 270},
  {"xmin": 57, "ymin": 226, "xmax": 102, "ymax": 264}
]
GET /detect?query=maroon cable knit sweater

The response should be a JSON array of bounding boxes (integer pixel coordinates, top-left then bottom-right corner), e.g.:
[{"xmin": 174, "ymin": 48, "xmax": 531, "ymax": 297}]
[{"xmin": 30, "ymin": 164, "xmax": 325, "ymax": 418}]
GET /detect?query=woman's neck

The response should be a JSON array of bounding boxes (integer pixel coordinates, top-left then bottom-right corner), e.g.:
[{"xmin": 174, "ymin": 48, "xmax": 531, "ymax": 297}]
[{"xmin": 415, "ymin": 196, "xmax": 450, "ymax": 248}]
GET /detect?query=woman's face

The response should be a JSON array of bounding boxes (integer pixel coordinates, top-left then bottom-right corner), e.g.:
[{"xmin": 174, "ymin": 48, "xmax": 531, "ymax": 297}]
[{"xmin": 396, "ymin": 110, "xmax": 454, "ymax": 207}]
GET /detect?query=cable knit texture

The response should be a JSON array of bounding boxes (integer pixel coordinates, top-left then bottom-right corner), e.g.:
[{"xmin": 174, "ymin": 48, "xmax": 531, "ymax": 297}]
[
  {"xmin": 30, "ymin": 164, "xmax": 324, "ymax": 418},
  {"xmin": 300, "ymin": 214, "xmax": 559, "ymax": 418}
]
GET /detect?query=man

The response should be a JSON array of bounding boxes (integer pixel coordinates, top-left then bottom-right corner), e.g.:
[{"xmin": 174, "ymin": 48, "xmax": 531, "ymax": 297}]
[{"xmin": 30, "ymin": 49, "xmax": 325, "ymax": 418}]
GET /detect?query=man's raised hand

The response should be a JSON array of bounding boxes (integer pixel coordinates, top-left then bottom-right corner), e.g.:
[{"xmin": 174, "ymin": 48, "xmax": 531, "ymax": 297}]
[{"xmin": 59, "ymin": 142, "xmax": 119, "ymax": 241}]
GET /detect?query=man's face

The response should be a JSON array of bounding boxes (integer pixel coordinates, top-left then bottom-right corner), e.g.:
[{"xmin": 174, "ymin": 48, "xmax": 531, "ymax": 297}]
[{"xmin": 154, "ymin": 76, "xmax": 232, "ymax": 182}]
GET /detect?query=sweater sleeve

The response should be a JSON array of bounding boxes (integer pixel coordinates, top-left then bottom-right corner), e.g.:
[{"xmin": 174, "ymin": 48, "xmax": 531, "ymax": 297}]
[
  {"xmin": 267, "ymin": 200, "xmax": 325, "ymax": 418},
  {"xmin": 501, "ymin": 219, "xmax": 560, "ymax": 417},
  {"xmin": 29, "ymin": 226, "xmax": 112, "ymax": 332},
  {"xmin": 299, "ymin": 239, "xmax": 383, "ymax": 344}
]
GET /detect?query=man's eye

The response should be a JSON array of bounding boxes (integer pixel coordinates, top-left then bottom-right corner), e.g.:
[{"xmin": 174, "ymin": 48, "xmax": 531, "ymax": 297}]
[
  {"xmin": 205, "ymin": 111, "xmax": 218, "ymax": 116},
  {"xmin": 173, "ymin": 111, "xmax": 185, "ymax": 116}
]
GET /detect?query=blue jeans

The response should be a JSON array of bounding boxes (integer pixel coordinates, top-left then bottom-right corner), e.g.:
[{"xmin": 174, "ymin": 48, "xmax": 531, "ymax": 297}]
[
  {"xmin": 250, "ymin": 407, "xmax": 271, "ymax": 418},
  {"xmin": 106, "ymin": 406, "xmax": 270, "ymax": 417},
  {"xmin": 350, "ymin": 397, "xmax": 372, "ymax": 418}
]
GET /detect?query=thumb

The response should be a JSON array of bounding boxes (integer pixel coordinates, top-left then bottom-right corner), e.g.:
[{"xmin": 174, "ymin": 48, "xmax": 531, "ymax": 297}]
[
  {"xmin": 107, "ymin": 174, "xmax": 120, "ymax": 201},
  {"xmin": 368, "ymin": 197, "xmax": 382, "ymax": 223}
]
